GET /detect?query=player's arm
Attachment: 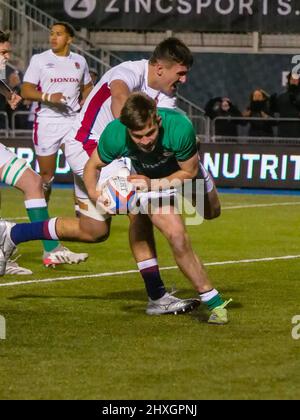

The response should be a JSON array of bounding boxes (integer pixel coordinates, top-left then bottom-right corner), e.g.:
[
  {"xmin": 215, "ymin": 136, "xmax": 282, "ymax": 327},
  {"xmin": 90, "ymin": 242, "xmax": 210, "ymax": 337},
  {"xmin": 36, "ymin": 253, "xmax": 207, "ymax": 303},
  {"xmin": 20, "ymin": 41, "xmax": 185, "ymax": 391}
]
[
  {"xmin": 21, "ymin": 82, "xmax": 66, "ymax": 105},
  {"xmin": 80, "ymin": 81, "xmax": 93, "ymax": 103},
  {"xmin": 129, "ymin": 153, "xmax": 199, "ymax": 192},
  {"xmin": 0, "ymin": 79, "xmax": 22, "ymax": 110},
  {"xmin": 7, "ymin": 92, "xmax": 22, "ymax": 110},
  {"xmin": 165, "ymin": 153, "xmax": 199, "ymax": 184},
  {"xmin": 83, "ymin": 149, "xmax": 107, "ymax": 203},
  {"xmin": 110, "ymin": 79, "xmax": 131, "ymax": 118}
]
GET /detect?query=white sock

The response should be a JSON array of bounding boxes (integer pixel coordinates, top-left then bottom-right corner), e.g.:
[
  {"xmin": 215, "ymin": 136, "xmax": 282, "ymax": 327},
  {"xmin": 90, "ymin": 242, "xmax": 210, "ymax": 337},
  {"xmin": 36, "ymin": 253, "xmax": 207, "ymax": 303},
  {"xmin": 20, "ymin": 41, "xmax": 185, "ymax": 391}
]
[{"xmin": 199, "ymin": 162, "xmax": 214, "ymax": 194}]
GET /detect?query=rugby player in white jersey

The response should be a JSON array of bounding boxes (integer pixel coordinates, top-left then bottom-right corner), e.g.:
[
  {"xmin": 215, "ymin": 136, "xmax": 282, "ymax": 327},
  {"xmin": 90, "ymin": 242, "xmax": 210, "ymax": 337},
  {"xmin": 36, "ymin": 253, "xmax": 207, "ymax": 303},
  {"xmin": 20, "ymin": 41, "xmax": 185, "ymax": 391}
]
[
  {"xmin": 19, "ymin": 22, "xmax": 93, "ymax": 267},
  {"xmin": 63, "ymin": 38, "xmax": 220, "ymax": 314}
]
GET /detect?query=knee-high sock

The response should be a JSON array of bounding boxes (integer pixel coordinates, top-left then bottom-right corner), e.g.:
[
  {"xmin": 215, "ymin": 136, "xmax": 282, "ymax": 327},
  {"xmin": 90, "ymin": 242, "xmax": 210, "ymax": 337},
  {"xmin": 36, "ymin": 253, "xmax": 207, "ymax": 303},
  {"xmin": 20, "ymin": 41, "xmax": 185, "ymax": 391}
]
[
  {"xmin": 25, "ymin": 199, "xmax": 59, "ymax": 252},
  {"xmin": 137, "ymin": 258, "xmax": 166, "ymax": 300},
  {"xmin": 10, "ymin": 218, "xmax": 59, "ymax": 245}
]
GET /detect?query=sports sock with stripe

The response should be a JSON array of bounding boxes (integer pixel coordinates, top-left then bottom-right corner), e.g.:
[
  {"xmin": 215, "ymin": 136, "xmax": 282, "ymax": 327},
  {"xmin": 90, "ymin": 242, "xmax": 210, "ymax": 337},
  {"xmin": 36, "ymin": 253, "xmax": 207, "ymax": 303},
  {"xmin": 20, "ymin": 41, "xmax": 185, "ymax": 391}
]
[
  {"xmin": 138, "ymin": 258, "xmax": 166, "ymax": 300},
  {"xmin": 25, "ymin": 199, "xmax": 60, "ymax": 252},
  {"xmin": 199, "ymin": 289, "xmax": 224, "ymax": 310},
  {"xmin": 10, "ymin": 218, "xmax": 59, "ymax": 246}
]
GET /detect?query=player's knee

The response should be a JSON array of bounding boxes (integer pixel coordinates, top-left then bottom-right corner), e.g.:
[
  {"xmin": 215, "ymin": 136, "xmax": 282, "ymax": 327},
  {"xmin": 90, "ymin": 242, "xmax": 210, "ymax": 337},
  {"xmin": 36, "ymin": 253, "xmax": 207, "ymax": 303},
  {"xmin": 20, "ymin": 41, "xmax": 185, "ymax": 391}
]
[
  {"xmin": 29, "ymin": 172, "xmax": 44, "ymax": 194},
  {"xmin": 92, "ymin": 230, "xmax": 110, "ymax": 243},
  {"xmin": 79, "ymin": 221, "xmax": 110, "ymax": 243},
  {"xmin": 18, "ymin": 168, "xmax": 44, "ymax": 197}
]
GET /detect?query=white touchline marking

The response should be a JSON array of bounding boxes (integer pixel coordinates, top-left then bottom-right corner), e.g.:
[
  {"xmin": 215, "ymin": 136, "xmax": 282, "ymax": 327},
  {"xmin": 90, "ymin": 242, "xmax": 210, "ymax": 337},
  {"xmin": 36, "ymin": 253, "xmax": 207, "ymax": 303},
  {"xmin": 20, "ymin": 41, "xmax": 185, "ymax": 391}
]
[
  {"xmin": 0, "ymin": 254, "xmax": 300, "ymax": 288},
  {"xmin": 222, "ymin": 202, "xmax": 300, "ymax": 210},
  {"xmin": 3, "ymin": 201, "xmax": 300, "ymax": 221}
]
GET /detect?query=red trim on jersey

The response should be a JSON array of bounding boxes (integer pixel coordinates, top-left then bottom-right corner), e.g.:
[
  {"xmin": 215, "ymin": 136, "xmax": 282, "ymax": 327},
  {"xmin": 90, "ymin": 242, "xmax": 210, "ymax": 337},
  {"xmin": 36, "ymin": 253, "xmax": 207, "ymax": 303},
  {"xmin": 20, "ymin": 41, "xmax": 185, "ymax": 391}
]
[
  {"xmin": 33, "ymin": 103, "xmax": 41, "ymax": 146},
  {"xmin": 75, "ymin": 82, "xmax": 111, "ymax": 145},
  {"xmin": 83, "ymin": 139, "xmax": 98, "ymax": 157},
  {"xmin": 33, "ymin": 85, "xmax": 42, "ymax": 146}
]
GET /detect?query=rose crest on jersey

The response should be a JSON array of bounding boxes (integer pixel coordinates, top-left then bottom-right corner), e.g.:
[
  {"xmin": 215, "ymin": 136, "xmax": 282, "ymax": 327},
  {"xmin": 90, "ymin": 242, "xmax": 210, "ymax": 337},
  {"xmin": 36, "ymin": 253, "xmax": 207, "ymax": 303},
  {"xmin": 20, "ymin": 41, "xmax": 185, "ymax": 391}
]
[{"xmin": 75, "ymin": 62, "xmax": 80, "ymax": 69}]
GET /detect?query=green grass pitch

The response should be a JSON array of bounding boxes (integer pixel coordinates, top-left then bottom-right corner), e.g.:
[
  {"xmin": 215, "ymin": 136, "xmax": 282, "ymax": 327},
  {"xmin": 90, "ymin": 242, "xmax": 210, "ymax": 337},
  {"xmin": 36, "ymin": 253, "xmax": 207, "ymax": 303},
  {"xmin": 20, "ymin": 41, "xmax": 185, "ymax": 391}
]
[{"xmin": 0, "ymin": 187, "xmax": 300, "ymax": 400}]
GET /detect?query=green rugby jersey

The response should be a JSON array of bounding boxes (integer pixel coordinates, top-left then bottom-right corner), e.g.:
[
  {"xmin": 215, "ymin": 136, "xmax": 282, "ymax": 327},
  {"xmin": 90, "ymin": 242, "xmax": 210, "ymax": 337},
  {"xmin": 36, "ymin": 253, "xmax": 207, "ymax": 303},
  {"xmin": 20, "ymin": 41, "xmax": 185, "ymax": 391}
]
[{"xmin": 97, "ymin": 108, "xmax": 197, "ymax": 179}]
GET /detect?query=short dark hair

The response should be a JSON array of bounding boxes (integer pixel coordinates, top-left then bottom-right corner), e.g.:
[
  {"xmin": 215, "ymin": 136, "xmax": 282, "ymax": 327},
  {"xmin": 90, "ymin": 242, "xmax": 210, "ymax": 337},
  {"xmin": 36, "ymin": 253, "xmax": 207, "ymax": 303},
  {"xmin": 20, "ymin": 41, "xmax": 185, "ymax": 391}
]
[
  {"xmin": 51, "ymin": 22, "xmax": 75, "ymax": 38},
  {"xmin": 0, "ymin": 31, "xmax": 10, "ymax": 44},
  {"xmin": 120, "ymin": 92, "xmax": 157, "ymax": 131},
  {"xmin": 149, "ymin": 37, "xmax": 193, "ymax": 68}
]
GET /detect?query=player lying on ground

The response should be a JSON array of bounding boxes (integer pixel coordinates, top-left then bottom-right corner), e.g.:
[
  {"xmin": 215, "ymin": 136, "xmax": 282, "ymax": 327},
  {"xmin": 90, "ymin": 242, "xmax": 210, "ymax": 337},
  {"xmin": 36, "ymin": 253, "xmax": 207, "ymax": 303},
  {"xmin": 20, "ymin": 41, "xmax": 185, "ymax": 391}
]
[
  {"xmin": 0, "ymin": 93, "xmax": 230, "ymax": 324},
  {"xmin": 0, "ymin": 31, "xmax": 87, "ymax": 274}
]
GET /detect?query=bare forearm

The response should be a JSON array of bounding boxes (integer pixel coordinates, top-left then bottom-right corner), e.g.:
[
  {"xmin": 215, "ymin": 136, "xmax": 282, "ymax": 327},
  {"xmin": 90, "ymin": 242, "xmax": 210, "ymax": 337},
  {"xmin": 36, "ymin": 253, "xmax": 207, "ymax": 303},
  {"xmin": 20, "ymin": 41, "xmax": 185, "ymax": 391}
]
[
  {"xmin": 111, "ymin": 94, "xmax": 129, "ymax": 118},
  {"xmin": 151, "ymin": 170, "xmax": 196, "ymax": 191},
  {"xmin": 81, "ymin": 83, "xmax": 93, "ymax": 102},
  {"xmin": 21, "ymin": 84, "xmax": 64, "ymax": 104},
  {"xmin": 21, "ymin": 85, "xmax": 43, "ymax": 102},
  {"xmin": 83, "ymin": 160, "xmax": 100, "ymax": 202}
]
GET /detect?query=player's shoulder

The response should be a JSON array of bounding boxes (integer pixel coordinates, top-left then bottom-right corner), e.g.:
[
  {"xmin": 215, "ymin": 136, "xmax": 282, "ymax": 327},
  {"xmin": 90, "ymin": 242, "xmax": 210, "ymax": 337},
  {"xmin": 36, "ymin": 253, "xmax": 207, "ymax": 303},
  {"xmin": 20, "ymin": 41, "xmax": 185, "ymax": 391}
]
[
  {"xmin": 69, "ymin": 52, "xmax": 88, "ymax": 65},
  {"xmin": 119, "ymin": 59, "xmax": 146, "ymax": 70},
  {"xmin": 101, "ymin": 119, "xmax": 127, "ymax": 149},
  {"xmin": 105, "ymin": 118, "xmax": 126, "ymax": 134},
  {"xmin": 111, "ymin": 59, "xmax": 146, "ymax": 76},
  {"xmin": 30, "ymin": 49, "xmax": 52, "ymax": 62}
]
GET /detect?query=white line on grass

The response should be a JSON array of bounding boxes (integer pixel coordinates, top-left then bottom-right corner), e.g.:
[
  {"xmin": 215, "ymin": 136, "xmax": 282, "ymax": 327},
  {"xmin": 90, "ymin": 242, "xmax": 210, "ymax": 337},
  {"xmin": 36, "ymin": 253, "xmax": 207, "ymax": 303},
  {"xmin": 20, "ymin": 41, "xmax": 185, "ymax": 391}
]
[
  {"xmin": 3, "ymin": 201, "xmax": 300, "ymax": 221},
  {"xmin": 0, "ymin": 254, "xmax": 300, "ymax": 288},
  {"xmin": 222, "ymin": 202, "xmax": 300, "ymax": 210}
]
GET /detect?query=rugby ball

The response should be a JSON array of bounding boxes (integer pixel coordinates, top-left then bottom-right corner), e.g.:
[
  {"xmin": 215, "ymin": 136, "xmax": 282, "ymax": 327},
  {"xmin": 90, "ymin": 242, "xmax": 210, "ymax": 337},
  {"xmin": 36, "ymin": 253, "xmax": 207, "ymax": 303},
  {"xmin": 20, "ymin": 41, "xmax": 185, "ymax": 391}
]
[{"xmin": 98, "ymin": 176, "xmax": 137, "ymax": 215}]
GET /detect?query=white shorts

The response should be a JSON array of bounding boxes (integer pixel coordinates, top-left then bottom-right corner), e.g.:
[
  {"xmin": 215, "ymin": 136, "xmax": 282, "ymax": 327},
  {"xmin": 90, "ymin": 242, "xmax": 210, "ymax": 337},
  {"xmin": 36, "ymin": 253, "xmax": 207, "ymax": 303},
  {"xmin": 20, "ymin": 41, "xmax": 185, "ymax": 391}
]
[
  {"xmin": 0, "ymin": 142, "xmax": 17, "ymax": 168},
  {"xmin": 33, "ymin": 118, "xmax": 76, "ymax": 156}
]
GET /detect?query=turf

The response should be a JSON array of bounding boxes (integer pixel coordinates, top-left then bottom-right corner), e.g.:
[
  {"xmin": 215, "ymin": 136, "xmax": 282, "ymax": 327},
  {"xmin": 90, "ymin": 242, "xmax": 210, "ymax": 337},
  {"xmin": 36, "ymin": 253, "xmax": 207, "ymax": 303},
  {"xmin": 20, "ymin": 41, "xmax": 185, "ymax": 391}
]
[{"xmin": 0, "ymin": 187, "xmax": 300, "ymax": 400}]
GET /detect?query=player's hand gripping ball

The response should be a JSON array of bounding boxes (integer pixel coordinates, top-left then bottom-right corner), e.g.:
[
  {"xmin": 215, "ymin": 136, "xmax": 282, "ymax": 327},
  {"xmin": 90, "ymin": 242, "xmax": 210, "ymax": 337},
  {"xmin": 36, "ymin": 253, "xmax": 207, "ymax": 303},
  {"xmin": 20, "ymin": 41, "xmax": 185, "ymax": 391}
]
[{"xmin": 96, "ymin": 176, "xmax": 138, "ymax": 215}]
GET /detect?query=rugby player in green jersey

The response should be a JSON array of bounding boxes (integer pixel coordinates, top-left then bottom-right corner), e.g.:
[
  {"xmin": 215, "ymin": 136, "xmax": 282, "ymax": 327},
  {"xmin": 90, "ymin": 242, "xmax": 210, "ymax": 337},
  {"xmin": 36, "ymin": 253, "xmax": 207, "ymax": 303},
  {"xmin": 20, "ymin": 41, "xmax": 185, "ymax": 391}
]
[{"xmin": 83, "ymin": 92, "xmax": 231, "ymax": 324}]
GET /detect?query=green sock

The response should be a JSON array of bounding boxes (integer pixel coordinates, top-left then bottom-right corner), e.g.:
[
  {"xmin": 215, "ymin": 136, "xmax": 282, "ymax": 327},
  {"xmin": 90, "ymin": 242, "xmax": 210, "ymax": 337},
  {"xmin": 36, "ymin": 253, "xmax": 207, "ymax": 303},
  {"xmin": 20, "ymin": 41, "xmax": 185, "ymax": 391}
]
[
  {"xmin": 25, "ymin": 199, "xmax": 60, "ymax": 252},
  {"xmin": 200, "ymin": 290, "xmax": 224, "ymax": 311}
]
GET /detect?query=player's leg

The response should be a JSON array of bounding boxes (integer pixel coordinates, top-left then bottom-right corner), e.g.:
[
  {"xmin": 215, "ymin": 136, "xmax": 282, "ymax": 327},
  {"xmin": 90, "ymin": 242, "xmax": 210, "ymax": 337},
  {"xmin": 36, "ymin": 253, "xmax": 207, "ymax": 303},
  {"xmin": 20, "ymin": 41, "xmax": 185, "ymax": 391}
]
[
  {"xmin": 149, "ymin": 209, "xmax": 231, "ymax": 324},
  {"xmin": 33, "ymin": 120, "xmax": 69, "ymax": 203},
  {"xmin": 0, "ymin": 166, "xmax": 111, "ymax": 255},
  {"xmin": 33, "ymin": 121, "xmax": 89, "ymax": 265},
  {"xmin": 0, "ymin": 164, "xmax": 111, "ymax": 271},
  {"xmin": 36, "ymin": 153, "xmax": 56, "ymax": 203},
  {"xmin": 196, "ymin": 160, "xmax": 221, "ymax": 220},
  {"xmin": 0, "ymin": 215, "xmax": 111, "ymax": 275},
  {"xmin": 0, "ymin": 145, "xmax": 34, "ymax": 275},
  {"xmin": 128, "ymin": 211, "xmax": 200, "ymax": 315},
  {"xmin": 128, "ymin": 213, "xmax": 166, "ymax": 299},
  {"xmin": 15, "ymin": 166, "xmax": 89, "ymax": 266},
  {"xmin": 0, "ymin": 149, "xmax": 89, "ymax": 268}
]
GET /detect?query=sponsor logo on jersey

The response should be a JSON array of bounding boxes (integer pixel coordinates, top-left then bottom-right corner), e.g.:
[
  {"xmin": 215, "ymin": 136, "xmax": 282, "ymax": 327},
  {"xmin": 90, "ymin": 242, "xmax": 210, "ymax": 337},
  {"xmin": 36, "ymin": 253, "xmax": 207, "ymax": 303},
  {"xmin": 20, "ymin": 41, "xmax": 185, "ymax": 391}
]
[
  {"xmin": 50, "ymin": 77, "xmax": 80, "ymax": 83},
  {"xmin": 46, "ymin": 63, "xmax": 55, "ymax": 69}
]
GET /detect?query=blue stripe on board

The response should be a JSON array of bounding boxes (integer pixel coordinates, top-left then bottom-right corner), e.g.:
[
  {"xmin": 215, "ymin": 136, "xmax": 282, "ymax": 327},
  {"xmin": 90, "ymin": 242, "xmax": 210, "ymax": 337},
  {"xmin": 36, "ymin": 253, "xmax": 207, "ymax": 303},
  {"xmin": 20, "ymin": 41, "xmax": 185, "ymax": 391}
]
[{"xmin": 1, "ymin": 182, "xmax": 300, "ymax": 196}]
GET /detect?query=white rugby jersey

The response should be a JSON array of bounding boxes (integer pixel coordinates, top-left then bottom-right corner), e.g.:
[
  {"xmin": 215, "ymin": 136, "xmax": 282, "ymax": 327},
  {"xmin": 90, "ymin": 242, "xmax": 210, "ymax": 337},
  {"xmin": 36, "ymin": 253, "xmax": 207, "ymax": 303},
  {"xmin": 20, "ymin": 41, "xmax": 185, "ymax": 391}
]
[
  {"xmin": 23, "ymin": 49, "xmax": 91, "ymax": 120},
  {"xmin": 73, "ymin": 59, "xmax": 176, "ymax": 145}
]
